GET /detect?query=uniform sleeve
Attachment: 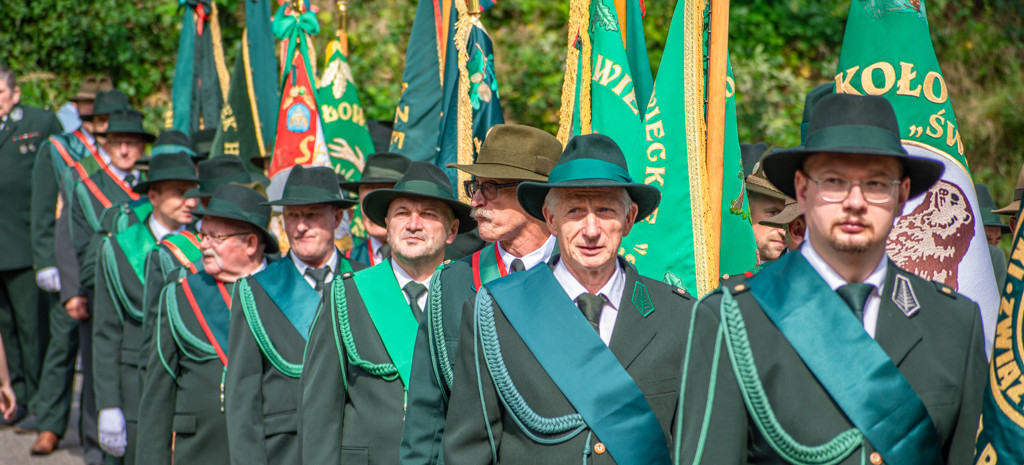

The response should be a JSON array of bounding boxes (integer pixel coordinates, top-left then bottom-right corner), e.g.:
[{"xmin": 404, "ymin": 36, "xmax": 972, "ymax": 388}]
[
  {"xmin": 442, "ymin": 297, "xmax": 503, "ymax": 465},
  {"xmin": 55, "ymin": 189, "xmax": 83, "ymax": 304},
  {"xmin": 138, "ymin": 248, "xmax": 169, "ymax": 383},
  {"xmin": 91, "ymin": 238, "xmax": 123, "ymax": 411},
  {"xmin": 399, "ymin": 293, "xmax": 448, "ymax": 465},
  {"xmin": 30, "ymin": 138, "xmax": 59, "ymax": 270},
  {"xmin": 299, "ymin": 283, "xmax": 348, "ymax": 464},
  {"xmin": 225, "ymin": 282, "xmax": 268, "ymax": 465},
  {"xmin": 946, "ymin": 301, "xmax": 987, "ymax": 465},
  {"xmin": 135, "ymin": 284, "xmax": 178, "ymax": 465}
]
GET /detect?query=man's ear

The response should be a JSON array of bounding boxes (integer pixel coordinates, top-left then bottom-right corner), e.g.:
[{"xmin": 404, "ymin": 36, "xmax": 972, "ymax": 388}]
[
  {"xmin": 446, "ymin": 219, "xmax": 459, "ymax": 245},
  {"xmin": 622, "ymin": 203, "xmax": 639, "ymax": 236},
  {"xmin": 794, "ymin": 170, "xmax": 809, "ymax": 215}
]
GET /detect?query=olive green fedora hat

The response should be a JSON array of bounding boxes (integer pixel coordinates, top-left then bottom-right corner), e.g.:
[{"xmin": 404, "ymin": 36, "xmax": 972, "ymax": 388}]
[
  {"xmin": 151, "ymin": 129, "xmax": 196, "ymax": 157},
  {"xmin": 993, "ymin": 163, "xmax": 1024, "ymax": 216},
  {"xmin": 131, "ymin": 152, "xmax": 198, "ymax": 194},
  {"xmin": 362, "ymin": 161, "xmax": 476, "ymax": 234},
  {"xmin": 79, "ymin": 89, "xmax": 130, "ymax": 120},
  {"xmin": 976, "ymin": 183, "xmax": 1011, "ymax": 233},
  {"xmin": 762, "ymin": 93, "xmax": 944, "ymax": 200},
  {"xmin": 338, "ymin": 152, "xmax": 412, "ymax": 192},
  {"xmin": 741, "ymin": 142, "xmax": 769, "ymax": 177},
  {"xmin": 186, "ymin": 156, "xmax": 253, "ymax": 199},
  {"xmin": 800, "ymin": 83, "xmax": 835, "ymax": 144},
  {"xmin": 96, "ymin": 108, "xmax": 156, "ymax": 142},
  {"xmin": 517, "ymin": 133, "xmax": 661, "ymax": 223},
  {"xmin": 265, "ymin": 165, "xmax": 358, "ymax": 208},
  {"xmin": 746, "ymin": 149, "xmax": 788, "ymax": 201},
  {"xmin": 193, "ymin": 183, "xmax": 279, "ymax": 253},
  {"xmin": 758, "ymin": 198, "xmax": 801, "ymax": 228},
  {"xmin": 446, "ymin": 124, "xmax": 562, "ymax": 182}
]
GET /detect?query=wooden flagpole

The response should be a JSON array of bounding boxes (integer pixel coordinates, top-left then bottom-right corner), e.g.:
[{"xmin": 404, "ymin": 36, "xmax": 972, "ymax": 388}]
[{"xmin": 706, "ymin": 0, "xmax": 729, "ymax": 283}]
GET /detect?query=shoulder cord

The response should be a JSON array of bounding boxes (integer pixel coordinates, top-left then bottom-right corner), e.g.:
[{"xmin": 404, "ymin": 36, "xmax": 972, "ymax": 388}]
[
  {"xmin": 101, "ymin": 238, "xmax": 145, "ymax": 323},
  {"xmin": 426, "ymin": 269, "xmax": 454, "ymax": 401},
  {"xmin": 237, "ymin": 278, "xmax": 303, "ymax": 378},
  {"xmin": 163, "ymin": 281, "xmax": 219, "ymax": 364},
  {"xmin": 74, "ymin": 182, "xmax": 101, "ymax": 234},
  {"xmin": 330, "ymin": 277, "xmax": 401, "ymax": 382}
]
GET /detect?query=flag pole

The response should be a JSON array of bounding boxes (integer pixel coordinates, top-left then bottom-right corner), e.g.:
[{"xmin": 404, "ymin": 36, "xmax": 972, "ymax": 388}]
[
  {"xmin": 336, "ymin": 0, "xmax": 349, "ymax": 56},
  {"xmin": 706, "ymin": 0, "xmax": 729, "ymax": 287}
]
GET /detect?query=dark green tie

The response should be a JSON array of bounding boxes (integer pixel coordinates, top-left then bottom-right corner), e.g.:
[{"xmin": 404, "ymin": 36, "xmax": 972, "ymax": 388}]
[
  {"xmin": 404, "ymin": 281, "xmax": 427, "ymax": 316},
  {"xmin": 575, "ymin": 293, "xmax": 606, "ymax": 333},
  {"xmin": 305, "ymin": 266, "xmax": 330, "ymax": 294},
  {"xmin": 509, "ymin": 258, "xmax": 525, "ymax": 273},
  {"xmin": 837, "ymin": 283, "xmax": 875, "ymax": 322},
  {"xmin": 378, "ymin": 244, "xmax": 392, "ymax": 261},
  {"xmin": 123, "ymin": 173, "xmax": 135, "ymax": 186}
]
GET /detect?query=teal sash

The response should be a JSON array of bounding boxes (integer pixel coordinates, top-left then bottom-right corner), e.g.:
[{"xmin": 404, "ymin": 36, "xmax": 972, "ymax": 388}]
[
  {"xmin": 746, "ymin": 251, "xmax": 941, "ymax": 465},
  {"xmin": 253, "ymin": 257, "xmax": 321, "ymax": 341},
  {"xmin": 486, "ymin": 266, "xmax": 670, "ymax": 465},
  {"xmin": 184, "ymin": 272, "xmax": 231, "ymax": 356},
  {"xmin": 352, "ymin": 261, "xmax": 419, "ymax": 387},
  {"xmin": 113, "ymin": 219, "xmax": 158, "ymax": 282}
]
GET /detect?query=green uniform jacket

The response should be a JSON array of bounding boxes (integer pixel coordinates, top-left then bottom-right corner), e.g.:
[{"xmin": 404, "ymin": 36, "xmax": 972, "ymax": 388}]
[
  {"xmin": 30, "ymin": 128, "xmax": 96, "ymax": 270},
  {"xmin": 674, "ymin": 260, "xmax": 987, "ymax": 465},
  {"xmin": 442, "ymin": 258, "xmax": 694, "ymax": 464},
  {"xmin": 0, "ymin": 103, "xmax": 61, "ymax": 271},
  {"xmin": 137, "ymin": 271, "xmax": 232, "ymax": 465},
  {"xmin": 300, "ymin": 259, "xmax": 418, "ymax": 465}
]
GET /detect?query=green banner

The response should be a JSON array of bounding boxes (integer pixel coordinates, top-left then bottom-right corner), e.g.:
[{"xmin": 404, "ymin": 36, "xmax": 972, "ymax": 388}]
[
  {"xmin": 388, "ymin": 0, "xmax": 446, "ymax": 161},
  {"xmin": 317, "ymin": 39, "xmax": 375, "ymax": 182},
  {"xmin": 169, "ymin": 0, "xmax": 229, "ymax": 134}
]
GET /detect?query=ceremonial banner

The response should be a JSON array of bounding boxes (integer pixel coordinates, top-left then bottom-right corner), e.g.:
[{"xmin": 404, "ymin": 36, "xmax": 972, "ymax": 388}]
[
  {"xmin": 169, "ymin": 0, "xmax": 230, "ymax": 134},
  {"xmin": 388, "ymin": 0, "xmax": 448, "ymax": 161},
  {"xmin": 837, "ymin": 0, "xmax": 999, "ymax": 356},
  {"xmin": 209, "ymin": 0, "xmax": 280, "ymax": 172},
  {"xmin": 317, "ymin": 39, "xmax": 374, "ymax": 182}
]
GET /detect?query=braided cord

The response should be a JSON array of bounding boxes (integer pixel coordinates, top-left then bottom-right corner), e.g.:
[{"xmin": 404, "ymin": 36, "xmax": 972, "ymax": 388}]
[
  {"xmin": 475, "ymin": 289, "xmax": 586, "ymax": 442},
  {"xmin": 74, "ymin": 182, "xmax": 101, "ymax": 233},
  {"xmin": 238, "ymin": 279, "xmax": 303, "ymax": 378},
  {"xmin": 426, "ymin": 269, "xmax": 454, "ymax": 399},
  {"xmin": 164, "ymin": 282, "xmax": 218, "ymax": 364},
  {"xmin": 331, "ymin": 277, "xmax": 401, "ymax": 381},
  {"xmin": 155, "ymin": 285, "xmax": 178, "ymax": 380},
  {"xmin": 101, "ymin": 238, "xmax": 145, "ymax": 322},
  {"xmin": 719, "ymin": 288, "xmax": 864, "ymax": 465}
]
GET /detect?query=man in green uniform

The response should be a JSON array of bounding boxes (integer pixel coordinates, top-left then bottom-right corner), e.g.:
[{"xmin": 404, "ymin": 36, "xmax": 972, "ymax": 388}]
[
  {"xmin": 674, "ymin": 93, "xmax": 986, "ymax": 465},
  {"xmin": 91, "ymin": 152, "xmax": 198, "ymax": 463},
  {"xmin": 339, "ymin": 152, "xmax": 412, "ymax": 267},
  {"xmin": 746, "ymin": 151, "xmax": 790, "ymax": 266},
  {"xmin": 992, "ymin": 163, "xmax": 1023, "ymax": 230},
  {"xmin": 301, "ymin": 161, "xmax": 471, "ymax": 464},
  {"xmin": 137, "ymin": 183, "xmax": 273, "ymax": 465},
  {"xmin": 399, "ymin": 124, "xmax": 562, "ymax": 465},
  {"xmin": 225, "ymin": 165, "xmax": 363, "ymax": 465},
  {"xmin": 975, "ymin": 183, "xmax": 1009, "ymax": 290},
  {"xmin": 0, "ymin": 65, "xmax": 63, "ymax": 430},
  {"xmin": 443, "ymin": 134, "xmax": 695, "ymax": 464},
  {"xmin": 758, "ymin": 198, "xmax": 804, "ymax": 252}
]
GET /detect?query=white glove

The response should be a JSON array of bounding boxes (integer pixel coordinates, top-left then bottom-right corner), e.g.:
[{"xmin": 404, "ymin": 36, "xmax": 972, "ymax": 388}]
[
  {"xmin": 35, "ymin": 267, "xmax": 61, "ymax": 293},
  {"xmin": 97, "ymin": 407, "xmax": 127, "ymax": 457}
]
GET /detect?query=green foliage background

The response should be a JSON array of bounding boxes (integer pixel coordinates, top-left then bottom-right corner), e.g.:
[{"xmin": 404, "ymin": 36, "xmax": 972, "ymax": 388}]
[{"xmin": 3, "ymin": 0, "xmax": 1021, "ymax": 208}]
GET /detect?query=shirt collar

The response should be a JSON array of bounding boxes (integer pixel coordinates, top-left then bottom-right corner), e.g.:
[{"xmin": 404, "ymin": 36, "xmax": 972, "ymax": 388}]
[
  {"xmin": 391, "ymin": 257, "xmax": 431, "ymax": 290},
  {"xmin": 147, "ymin": 214, "xmax": 185, "ymax": 244},
  {"xmin": 496, "ymin": 235, "xmax": 557, "ymax": 273},
  {"xmin": 291, "ymin": 249, "xmax": 339, "ymax": 277},
  {"xmin": 801, "ymin": 239, "xmax": 888, "ymax": 293},
  {"xmin": 552, "ymin": 258, "xmax": 626, "ymax": 311},
  {"xmin": 370, "ymin": 236, "xmax": 386, "ymax": 260},
  {"xmin": 252, "ymin": 258, "xmax": 268, "ymax": 275}
]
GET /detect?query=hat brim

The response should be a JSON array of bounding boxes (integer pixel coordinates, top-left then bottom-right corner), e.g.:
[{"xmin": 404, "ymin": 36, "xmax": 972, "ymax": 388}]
[
  {"xmin": 745, "ymin": 176, "xmax": 789, "ymax": 201},
  {"xmin": 185, "ymin": 187, "xmax": 214, "ymax": 199},
  {"xmin": 191, "ymin": 209, "xmax": 279, "ymax": 254},
  {"xmin": 762, "ymin": 148, "xmax": 945, "ymax": 200},
  {"xmin": 516, "ymin": 179, "xmax": 662, "ymax": 223},
  {"xmin": 993, "ymin": 201, "xmax": 1020, "ymax": 216},
  {"xmin": 445, "ymin": 162, "xmax": 548, "ymax": 182},
  {"xmin": 264, "ymin": 198, "xmax": 358, "ymax": 208},
  {"xmin": 131, "ymin": 176, "xmax": 199, "ymax": 194},
  {"xmin": 95, "ymin": 129, "xmax": 157, "ymax": 143},
  {"xmin": 758, "ymin": 203, "xmax": 801, "ymax": 228},
  {"xmin": 362, "ymin": 189, "xmax": 476, "ymax": 234},
  {"xmin": 338, "ymin": 177, "xmax": 397, "ymax": 192}
]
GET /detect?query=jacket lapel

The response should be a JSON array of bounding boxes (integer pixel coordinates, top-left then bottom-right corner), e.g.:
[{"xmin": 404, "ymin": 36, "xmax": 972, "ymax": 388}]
[
  {"xmin": 608, "ymin": 260, "xmax": 657, "ymax": 371},
  {"xmin": 0, "ymin": 117, "xmax": 18, "ymax": 151},
  {"xmin": 874, "ymin": 262, "xmax": 924, "ymax": 367}
]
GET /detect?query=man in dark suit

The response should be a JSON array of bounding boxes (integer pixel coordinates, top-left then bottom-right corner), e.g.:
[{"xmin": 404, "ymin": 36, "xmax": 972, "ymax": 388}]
[
  {"xmin": 0, "ymin": 65, "xmax": 63, "ymax": 431},
  {"xmin": 301, "ymin": 161, "xmax": 472, "ymax": 464},
  {"xmin": 443, "ymin": 134, "xmax": 694, "ymax": 464},
  {"xmin": 400, "ymin": 124, "xmax": 562, "ymax": 465},
  {"xmin": 225, "ymin": 165, "xmax": 363, "ymax": 465},
  {"xmin": 137, "ymin": 184, "xmax": 273, "ymax": 465},
  {"xmin": 340, "ymin": 152, "xmax": 412, "ymax": 267},
  {"xmin": 674, "ymin": 94, "xmax": 986, "ymax": 465}
]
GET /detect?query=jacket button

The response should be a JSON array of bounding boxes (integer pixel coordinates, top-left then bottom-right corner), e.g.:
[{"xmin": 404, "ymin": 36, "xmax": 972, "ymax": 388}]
[
  {"xmin": 593, "ymin": 442, "xmax": 606, "ymax": 454},
  {"xmin": 870, "ymin": 452, "xmax": 883, "ymax": 465}
]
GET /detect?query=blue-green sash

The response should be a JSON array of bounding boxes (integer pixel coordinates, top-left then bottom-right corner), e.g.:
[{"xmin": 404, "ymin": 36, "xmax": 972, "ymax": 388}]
[
  {"xmin": 184, "ymin": 272, "xmax": 231, "ymax": 356},
  {"xmin": 113, "ymin": 219, "xmax": 158, "ymax": 282},
  {"xmin": 352, "ymin": 260, "xmax": 419, "ymax": 387},
  {"xmin": 253, "ymin": 257, "xmax": 321, "ymax": 341},
  {"xmin": 486, "ymin": 266, "xmax": 670, "ymax": 465},
  {"xmin": 746, "ymin": 251, "xmax": 941, "ymax": 465}
]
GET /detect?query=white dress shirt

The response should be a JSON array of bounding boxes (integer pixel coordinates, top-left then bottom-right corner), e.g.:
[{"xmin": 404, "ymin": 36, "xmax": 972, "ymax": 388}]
[
  {"xmin": 369, "ymin": 236, "xmax": 387, "ymax": 264},
  {"xmin": 801, "ymin": 240, "xmax": 888, "ymax": 338},
  {"xmin": 497, "ymin": 235, "xmax": 556, "ymax": 274},
  {"xmin": 292, "ymin": 251, "xmax": 340, "ymax": 292},
  {"xmin": 391, "ymin": 259, "xmax": 431, "ymax": 311},
  {"xmin": 552, "ymin": 259, "xmax": 626, "ymax": 346},
  {"xmin": 147, "ymin": 215, "xmax": 185, "ymax": 244}
]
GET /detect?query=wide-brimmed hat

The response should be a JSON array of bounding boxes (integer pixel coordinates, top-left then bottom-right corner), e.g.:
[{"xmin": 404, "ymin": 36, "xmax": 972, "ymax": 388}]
[
  {"xmin": 338, "ymin": 152, "xmax": 412, "ymax": 192},
  {"xmin": 193, "ymin": 184, "xmax": 279, "ymax": 253},
  {"xmin": 79, "ymin": 89, "xmax": 130, "ymax": 121},
  {"xmin": 191, "ymin": 129, "xmax": 217, "ymax": 160},
  {"xmin": 446, "ymin": 124, "xmax": 562, "ymax": 182},
  {"xmin": 131, "ymin": 152, "xmax": 198, "ymax": 194},
  {"xmin": 71, "ymin": 75, "xmax": 113, "ymax": 103},
  {"xmin": 741, "ymin": 142, "xmax": 769, "ymax": 177},
  {"xmin": 977, "ymin": 183, "xmax": 1012, "ymax": 233},
  {"xmin": 799, "ymin": 83, "xmax": 835, "ymax": 145},
  {"xmin": 993, "ymin": 164, "xmax": 1024, "ymax": 216},
  {"xmin": 265, "ymin": 165, "xmax": 358, "ymax": 208},
  {"xmin": 151, "ymin": 130, "xmax": 196, "ymax": 157},
  {"xmin": 746, "ymin": 150, "xmax": 788, "ymax": 201},
  {"xmin": 762, "ymin": 93, "xmax": 944, "ymax": 200},
  {"xmin": 362, "ymin": 161, "xmax": 476, "ymax": 234},
  {"xmin": 759, "ymin": 199, "xmax": 801, "ymax": 228},
  {"xmin": 186, "ymin": 156, "xmax": 253, "ymax": 199},
  {"xmin": 95, "ymin": 108, "xmax": 155, "ymax": 142},
  {"xmin": 517, "ymin": 133, "xmax": 661, "ymax": 223}
]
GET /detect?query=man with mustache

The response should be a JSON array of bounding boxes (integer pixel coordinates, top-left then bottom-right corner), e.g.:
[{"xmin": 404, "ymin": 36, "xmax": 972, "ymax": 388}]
[
  {"xmin": 91, "ymin": 151, "xmax": 199, "ymax": 463},
  {"xmin": 399, "ymin": 124, "xmax": 562, "ymax": 465},
  {"xmin": 675, "ymin": 94, "xmax": 986, "ymax": 465},
  {"xmin": 225, "ymin": 165, "xmax": 363, "ymax": 465},
  {"xmin": 136, "ymin": 183, "xmax": 274, "ymax": 465},
  {"xmin": 301, "ymin": 162, "xmax": 473, "ymax": 464}
]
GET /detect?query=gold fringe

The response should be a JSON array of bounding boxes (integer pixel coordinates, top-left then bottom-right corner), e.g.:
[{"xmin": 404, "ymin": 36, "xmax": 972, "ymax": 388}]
[
  {"xmin": 453, "ymin": 1, "xmax": 477, "ymax": 203},
  {"xmin": 242, "ymin": 30, "xmax": 267, "ymax": 157},
  {"xmin": 556, "ymin": 0, "xmax": 590, "ymax": 146},
  {"xmin": 684, "ymin": 0, "xmax": 713, "ymax": 296},
  {"xmin": 578, "ymin": 2, "xmax": 592, "ymax": 135},
  {"xmin": 210, "ymin": 2, "xmax": 231, "ymax": 103}
]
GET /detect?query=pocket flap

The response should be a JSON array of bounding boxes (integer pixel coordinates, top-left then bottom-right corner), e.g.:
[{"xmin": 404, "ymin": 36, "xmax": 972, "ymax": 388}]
[
  {"xmin": 172, "ymin": 414, "xmax": 197, "ymax": 434},
  {"xmin": 263, "ymin": 410, "xmax": 298, "ymax": 436}
]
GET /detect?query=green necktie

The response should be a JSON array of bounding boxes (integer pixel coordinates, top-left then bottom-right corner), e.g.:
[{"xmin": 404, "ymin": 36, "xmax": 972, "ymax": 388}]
[
  {"xmin": 305, "ymin": 266, "xmax": 330, "ymax": 294},
  {"xmin": 575, "ymin": 293, "xmax": 606, "ymax": 333},
  {"xmin": 123, "ymin": 173, "xmax": 135, "ymax": 186},
  {"xmin": 509, "ymin": 258, "xmax": 525, "ymax": 273},
  {"xmin": 403, "ymin": 281, "xmax": 427, "ymax": 316},
  {"xmin": 837, "ymin": 283, "xmax": 875, "ymax": 322}
]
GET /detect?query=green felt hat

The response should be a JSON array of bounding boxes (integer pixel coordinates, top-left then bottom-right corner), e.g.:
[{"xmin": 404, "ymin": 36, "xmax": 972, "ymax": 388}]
[
  {"xmin": 800, "ymin": 83, "xmax": 835, "ymax": 145},
  {"xmin": 763, "ymin": 93, "xmax": 944, "ymax": 200},
  {"xmin": 741, "ymin": 142, "xmax": 769, "ymax": 177},
  {"xmin": 191, "ymin": 129, "xmax": 217, "ymax": 160},
  {"xmin": 517, "ymin": 133, "xmax": 661, "ymax": 223},
  {"xmin": 447, "ymin": 124, "xmax": 562, "ymax": 182},
  {"xmin": 151, "ymin": 130, "xmax": 196, "ymax": 158},
  {"xmin": 131, "ymin": 152, "xmax": 198, "ymax": 194},
  {"xmin": 79, "ymin": 89, "xmax": 130, "ymax": 120},
  {"xmin": 266, "ymin": 165, "xmax": 358, "ymax": 208},
  {"xmin": 96, "ymin": 108, "xmax": 155, "ymax": 142},
  {"xmin": 746, "ymin": 149, "xmax": 788, "ymax": 201},
  {"xmin": 976, "ymin": 183, "xmax": 1011, "ymax": 233},
  {"xmin": 362, "ymin": 161, "xmax": 476, "ymax": 234},
  {"xmin": 993, "ymin": 164, "xmax": 1024, "ymax": 216},
  {"xmin": 186, "ymin": 156, "xmax": 253, "ymax": 199},
  {"xmin": 338, "ymin": 152, "xmax": 412, "ymax": 192},
  {"xmin": 193, "ymin": 184, "xmax": 279, "ymax": 254}
]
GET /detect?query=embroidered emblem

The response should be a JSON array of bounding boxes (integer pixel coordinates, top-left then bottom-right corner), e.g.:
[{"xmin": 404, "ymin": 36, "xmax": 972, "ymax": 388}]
[
  {"xmin": 632, "ymin": 281, "xmax": 654, "ymax": 317},
  {"xmin": 891, "ymin": 274, "xmax": 920, "ymax": 317},
  {"xmin": 286, "ymin": 103, "xmax": 311, "ymax": 133},
  {"xmin": 10, "ymin": 107, "xmax": 22, "ymax": 122}
]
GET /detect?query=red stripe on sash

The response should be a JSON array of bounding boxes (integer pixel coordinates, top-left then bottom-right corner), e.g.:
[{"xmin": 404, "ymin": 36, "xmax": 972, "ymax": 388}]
[{"xmin": 181, "ymin": 278, "xmax": 229, "ymax": 367}]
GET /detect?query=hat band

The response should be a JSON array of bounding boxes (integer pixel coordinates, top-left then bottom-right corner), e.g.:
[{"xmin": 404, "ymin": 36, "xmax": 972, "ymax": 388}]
[
  {"xmin": 362, "ymin": 166, "xmax": 405, "ymax": 181},
  {"xmin": 151, "ymin": 144, "xmax": 196, "ymax": 157},
  {"xmin": 394, "ymin": 180, "xmax": 455, "ymax": 201},
  {"xmin": 804, "ymin": 125, "xmax": 904, "ymax": 154},
  {"xmin": 205, "ymin": 197, "xmax": 264, "ymax": 223},
  {"xmin": 548, "ymin": 158, "xmax": 632, "ymax": 184},
  {"xmin": 280, "ymin": 185, "xmax": 343, "ymax": 203}
]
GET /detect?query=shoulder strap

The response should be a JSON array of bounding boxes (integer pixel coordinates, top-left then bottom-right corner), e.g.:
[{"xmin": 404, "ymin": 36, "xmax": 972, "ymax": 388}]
[
  {"xmin": 161, "ymin": 231, "xmax": 203, "ymax": 274},
  {"xmin": 236, "ymin": 277, "xmax": 304, "ymax": 378},
  {"xmin": 351, "ymin": 261, "xmax": 420, "ymax": 387}
]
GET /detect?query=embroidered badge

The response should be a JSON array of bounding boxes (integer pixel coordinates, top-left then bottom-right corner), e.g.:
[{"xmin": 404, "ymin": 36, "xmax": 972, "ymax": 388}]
[
  {"xmin": 10, "ymin": 107, "xmax": 22, "ymax": 122},
  {"xmin": 632, "ymin": 281, "xmax": 655, "ymax": 317},
  {"xmin": 891, "ymin": 274, "xmax": 920, "ymax": 317}
]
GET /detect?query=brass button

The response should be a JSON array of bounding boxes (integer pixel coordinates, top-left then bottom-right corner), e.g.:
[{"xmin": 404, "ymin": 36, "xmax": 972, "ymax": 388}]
[
  {"xmin": 870, "ymin": 451, "xmax": 883, "ymax": 465},
  {"xmin": 733, "ymin": 284, "xmax": 747, "ymax": 292},
  {"xmin": 593, "ymin": 442, "xmax": 606, "ymax": 455}
]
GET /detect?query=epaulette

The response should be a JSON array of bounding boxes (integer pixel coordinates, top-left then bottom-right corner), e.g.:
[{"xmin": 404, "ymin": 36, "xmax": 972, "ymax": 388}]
[
  {"xmin": 721, "ymin": 271, "xmax": 754, "ymax": 295},
  {"xmin": 339, "ymin": 271, "xmax": 355, "ymax": 280},
  {"xmin": 932, "ymin": 280, "xmax": 958, "ymax": 299},
  {"xmin": 673, "ymin": 287, "xmax": 691, "ymax": 299}
]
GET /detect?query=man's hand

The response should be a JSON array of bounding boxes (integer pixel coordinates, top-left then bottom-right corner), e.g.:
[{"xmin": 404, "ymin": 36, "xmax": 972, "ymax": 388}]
[
  {"xmin": 0, "ymin": 383, "xmax": 15, "ymax": 421},
  {"xmin": 97, "ymin": 408, "xmax": 127, "ymax": 457},
  {"xmin": 65, "ymin": 296, "xmax": 89, "ymax": 321},
  {"xmin": 35, "ymin": 267, "xmax": 61, "ymax": 293}
]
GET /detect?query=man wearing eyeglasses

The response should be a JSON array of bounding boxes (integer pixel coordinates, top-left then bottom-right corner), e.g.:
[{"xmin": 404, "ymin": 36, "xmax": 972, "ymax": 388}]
[
  {"xmin": 398, "ymin": 124, "xmax": 562, "ymax": 465},
  {"xmin": 137, "ymin": 184, "xmax": 274, "ymax": 465},
  {"xmin": 675, "ymin": 93, "xmax": 986, "ymax": 465}
]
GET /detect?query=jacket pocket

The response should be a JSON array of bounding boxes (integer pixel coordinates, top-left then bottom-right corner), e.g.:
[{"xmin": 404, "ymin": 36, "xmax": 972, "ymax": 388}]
[
  {"xmin": 172, "ymin": 414, "xmax": 197, "ymax": 434},
  {"xmin": 263, "ymin": 410, "xmax": 297, "ymax": 436},
  {"xmin": 341, "ymin": 446, "xmax": 368, "ymax": 465}
]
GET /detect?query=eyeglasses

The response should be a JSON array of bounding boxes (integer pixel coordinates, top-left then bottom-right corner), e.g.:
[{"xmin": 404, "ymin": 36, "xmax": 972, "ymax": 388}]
[
  {"xmin": 807, "ymin": 176, "xmax": 901, "ymax": 204},
  {"xmin": 199, "ymin": 230, "xmax": 252, "ymax": 245},
  {"xmin": 464, "ymin": 180, "xmax": 521, "ymax": 201}
]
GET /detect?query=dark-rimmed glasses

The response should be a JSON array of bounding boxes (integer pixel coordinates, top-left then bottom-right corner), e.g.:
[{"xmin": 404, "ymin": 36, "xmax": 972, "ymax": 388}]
[{"xmin": 464, "ymin": 180, "xmax": 521, "ymax": 201}]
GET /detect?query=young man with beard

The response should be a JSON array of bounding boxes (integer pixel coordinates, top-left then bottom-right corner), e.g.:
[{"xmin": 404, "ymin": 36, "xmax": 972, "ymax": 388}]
[
  {"xmin": 340, "ymin": 152, "xmax": 412, "ymax": 267},
  {"xmin": 301, "ymin": 162, "xmax": 474, "ymax": 464},
  {"xmin": 400, "ymin": 124, "xmax": 562, "ymax": 465},
  {"xmin": 746, "ymin": 151, "xmax": 790, "ymax": 267}
]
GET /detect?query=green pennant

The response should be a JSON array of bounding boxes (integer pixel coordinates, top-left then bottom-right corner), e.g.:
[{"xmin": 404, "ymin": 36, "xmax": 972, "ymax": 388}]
[
  {"xmin": 169, "ymin": 0, "xmax": 229, "ymax": 134},
  {"xmin": 388, "ymin": 0, "xmax": 445, "ymax": 162},
  {"xmin": 317, "ymin": 40, "xmax": 375, "ymax": 182}
]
